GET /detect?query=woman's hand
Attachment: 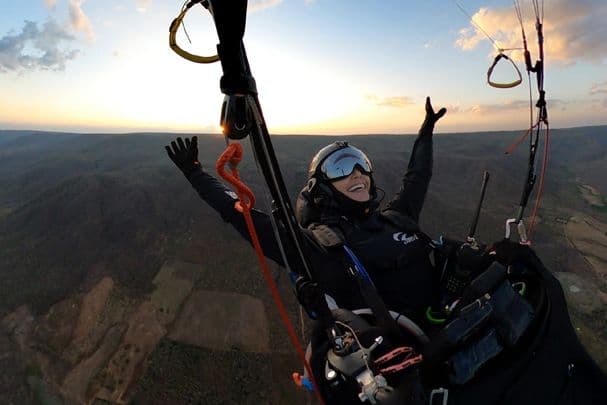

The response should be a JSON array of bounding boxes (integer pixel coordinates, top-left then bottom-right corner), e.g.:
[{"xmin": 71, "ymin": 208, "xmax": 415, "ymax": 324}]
[
  {"xmin": 420, "ymin": 97, "xmax": 447, "ymax": 134},
  {"xmin": 165, "ymin": 136, "xmax": 201, "ymax": 177}
]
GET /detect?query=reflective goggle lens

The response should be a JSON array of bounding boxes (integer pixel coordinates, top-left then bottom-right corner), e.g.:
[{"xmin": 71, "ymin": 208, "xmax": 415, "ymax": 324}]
[{"xmin": 320, "ymin": 147, "xmax": 372, "ymax": 180}]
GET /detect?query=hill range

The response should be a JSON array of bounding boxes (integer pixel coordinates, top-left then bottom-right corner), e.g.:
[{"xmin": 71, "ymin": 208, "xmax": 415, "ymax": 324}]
[{"xmin": 0, "ymin": 126, "xmax": 606, "ymax": 404}]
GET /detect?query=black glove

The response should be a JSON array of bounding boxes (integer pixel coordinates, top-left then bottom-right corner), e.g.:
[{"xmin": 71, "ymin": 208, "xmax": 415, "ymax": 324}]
[
  {"xmin": 488, "ymin": 239, "xmax": 533, "ymax": 266},
  {"xmin": 165, "ymin": 136, "xmax": 201, "ymax": 177},
  {"xmin": 457, "ymin": 242, "xmax": 490, "ymax": 274},
  {"xmin": 420, "ymin": 96, "xmax": 447, "ymax": 135}
]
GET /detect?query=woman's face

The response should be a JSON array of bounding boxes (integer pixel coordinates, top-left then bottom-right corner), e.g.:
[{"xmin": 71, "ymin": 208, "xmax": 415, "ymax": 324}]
[{"xmin": 331, "ymin": 168, "xmax": 372, "ymax": 202}]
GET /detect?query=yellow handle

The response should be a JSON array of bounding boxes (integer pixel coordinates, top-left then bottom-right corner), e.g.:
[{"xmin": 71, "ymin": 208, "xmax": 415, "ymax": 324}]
[
  {"xmin": 487, "ymin": 53, "xmax": 522, "ymax": 89},
  {"xmin": 169, "ymin": 7, "xmax": 219, "ymax": 64}
]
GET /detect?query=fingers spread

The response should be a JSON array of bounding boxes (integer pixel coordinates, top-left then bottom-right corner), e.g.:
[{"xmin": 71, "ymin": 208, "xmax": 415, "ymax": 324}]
[
  {"xmin": 192, "ymin": 136, "xmax": 198, "ymax": 155},
  {"xmin": 177, "ymin": 137, "xmax": 186, "ymax": 151},
  {"xmin": 165, "ymin": 145, "xmax": 175, "ymax": 159},
  {"xmin": 437, "ymin": 107, "xmax": 447, "ymax": 120}
]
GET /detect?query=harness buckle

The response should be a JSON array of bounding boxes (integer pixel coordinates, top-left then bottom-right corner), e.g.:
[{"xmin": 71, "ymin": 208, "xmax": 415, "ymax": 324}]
[
  {"xmin": 429, "ymin": 387, "xmax": 449, "ymax": 405},
  {"xmin": 505, "ymin": 218, "xmax": 531, "ymax": 245}
]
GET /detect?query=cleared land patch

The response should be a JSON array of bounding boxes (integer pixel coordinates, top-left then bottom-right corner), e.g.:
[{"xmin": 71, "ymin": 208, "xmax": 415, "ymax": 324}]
[
  {"xmin": 89, "ymin": 260, "xmax": 199, "ymax": 403},
  {"xmin": 169, "ymin": 290, "xmax": 270, "ymax": 353},
  {"xmin": 565, "ymin": 216, "xmax": 607, "ymax": 287},
  {"xmin": 150, "ymin": 260, "xmax": 198, "ymax": 322},
  {"xmin": 579, "ymin": 184, "xmax": 605, "ymax": 208}
]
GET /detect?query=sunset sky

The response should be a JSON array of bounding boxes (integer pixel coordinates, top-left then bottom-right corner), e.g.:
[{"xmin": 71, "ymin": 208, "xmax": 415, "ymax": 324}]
[{"xmin": 1, "ymin": 0, "xmax": 606, "ymax": 135}]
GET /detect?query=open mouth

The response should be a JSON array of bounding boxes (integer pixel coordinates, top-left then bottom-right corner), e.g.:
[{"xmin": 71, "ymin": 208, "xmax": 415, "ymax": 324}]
[{"xmin": 348, "ymin": 183, "xmax": 366, "ymax": 192}]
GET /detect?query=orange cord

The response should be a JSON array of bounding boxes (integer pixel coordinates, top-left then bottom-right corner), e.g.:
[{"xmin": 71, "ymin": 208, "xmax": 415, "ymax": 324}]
[
  {"xmin": 216, "ymin": 142, "xmax": 325, "ymax": 405},
  {"xmin": 504, "ymin": 125, "xmax": 535, "ymax": 156}
]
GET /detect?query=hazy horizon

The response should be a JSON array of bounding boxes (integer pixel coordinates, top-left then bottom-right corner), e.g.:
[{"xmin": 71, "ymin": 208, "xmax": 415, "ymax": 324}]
[{"xmin": 2, "ymin": 123, "xmax": 606, "ymax": 138}]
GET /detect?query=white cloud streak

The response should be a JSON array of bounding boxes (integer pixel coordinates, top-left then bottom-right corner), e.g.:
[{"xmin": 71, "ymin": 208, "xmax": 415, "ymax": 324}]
[
  {"xmin": 135, "ymin": 0, "xmax": 152, "ymax": 13},
  {"xmin": 0, "ymin": 20, "xmax": 79, "ymax": 73},
  {"xmin": 248, "ymin": 0, "xmax": 282, "ymax": 13},
  {"xmin": 462, "ymin": 99, "xmax": 569, "ymax": 114},
  {"xmin": 590, "ymin": 81, "xmax": 607, "ymax": 95},
  {"xmin": 455, "ymin": 0, "xmax": 607, "ymax": 64},
  {"xmin": 366, "ymin": 94, "xmax": 414, "ymax": 108},
  {"xmin": 69, "ymin": 0, "xmax": 95, "ymax": 42},
  {"xmin": 44, "ymin": 0, "xmax": 58, "ymax": 8}
]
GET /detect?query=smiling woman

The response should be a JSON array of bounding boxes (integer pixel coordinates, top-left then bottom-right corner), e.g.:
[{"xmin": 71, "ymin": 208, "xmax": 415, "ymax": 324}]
[{"xmin": 330, "ymin": 169, "xmax": 372, "ymax": 202}]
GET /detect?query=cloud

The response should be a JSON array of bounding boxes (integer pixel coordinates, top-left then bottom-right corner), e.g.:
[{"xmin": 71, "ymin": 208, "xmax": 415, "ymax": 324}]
[
  {"xmin": 248, "ymin": 0, "xmax": 282, "ymax": 13},
  {"xmin": 470, "ymin": 100, "xmax": 533, "ymax": 114},
  {"xmin": 44, "ymin": 0, "xmax": 58, "ymax": 8},
  {"xmin": 0, "ymin": 20, "xmax": 79, "ymax": 73},
  {"xmin": 590, "ymin": 81, "xmax": 607, "ymax": 95},
  {"xmin": 135, "ymin": 0, "xmax": 152, "ymax": 12},
  {"xmin": 469, "ymin": 98, "xmax": 568, "ymax": 114},
  {"xmin": 455, "ymin": 0, "xmax": 607, "ymax": 64},
  {"xmin": 366, "ymin": 94, "xmax": 414, "ymax": 108},
  {"xmin": 444, "ymin": 104, "xmax": 462, "ymax": 114},
  {"xmin": 69, "ymin": 0, "xmax": 94, "ymax": 42}
]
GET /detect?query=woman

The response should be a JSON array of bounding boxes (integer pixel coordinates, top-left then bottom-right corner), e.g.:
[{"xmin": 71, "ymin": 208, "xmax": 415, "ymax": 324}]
[
  {"xmin": 166, "ymin": 97, "xmax": 446, "ymax": 322},
  {"xmin": 166, "ymin": 98, "xmax": 607, "ymax": 404}
]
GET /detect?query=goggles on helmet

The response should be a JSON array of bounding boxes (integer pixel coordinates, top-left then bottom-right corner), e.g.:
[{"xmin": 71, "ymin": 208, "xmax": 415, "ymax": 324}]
[{"xmin": 319, "ymin": 146, "xmax": 373, "ymax": 181}]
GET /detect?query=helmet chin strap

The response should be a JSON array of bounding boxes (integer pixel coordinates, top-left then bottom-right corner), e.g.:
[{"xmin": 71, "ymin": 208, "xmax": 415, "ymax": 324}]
[{"xmin": 296, "ymin": 174, "xmax": 380, "ymax": 230}]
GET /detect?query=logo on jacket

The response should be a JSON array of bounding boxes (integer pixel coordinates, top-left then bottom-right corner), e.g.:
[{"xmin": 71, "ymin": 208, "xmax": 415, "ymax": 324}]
[
  {"xmin": 392, "ymin": 232, "xmax": 419, "ymax": 245},
  {"xmin": 224, "ymin": 190, "xmax": 239, "ymax": 200}
]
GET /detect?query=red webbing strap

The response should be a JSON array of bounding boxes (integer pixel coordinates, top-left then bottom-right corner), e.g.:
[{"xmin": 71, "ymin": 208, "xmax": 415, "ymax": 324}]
[
  {"xmin": 216, "ymin": 143, "xmax": 325, "ymax": 405},
  {"xmin": 374, "ymin": 346, "xmax": 423, "ymax": 375}
]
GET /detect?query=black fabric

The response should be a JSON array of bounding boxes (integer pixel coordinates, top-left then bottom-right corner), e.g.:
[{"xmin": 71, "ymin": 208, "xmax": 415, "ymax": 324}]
[
  {"xmin": 339, "ymin": 212, "xmax": 439, "ymax": 317},
  {"xmin": 442, "ymin": 249, "xmax": 607, "ymax": 405}
]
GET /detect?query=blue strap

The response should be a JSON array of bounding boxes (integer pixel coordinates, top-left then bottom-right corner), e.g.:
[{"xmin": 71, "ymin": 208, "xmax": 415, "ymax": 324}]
[{"xmin": 343, "ymin": 245, "xmax": 376, "ymax": 289}]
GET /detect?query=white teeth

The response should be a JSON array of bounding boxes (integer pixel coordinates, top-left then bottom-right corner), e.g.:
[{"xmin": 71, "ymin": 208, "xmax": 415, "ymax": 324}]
[{"xmin": 349, "ymin": 184, "xmax": 365, "ymax": 192}]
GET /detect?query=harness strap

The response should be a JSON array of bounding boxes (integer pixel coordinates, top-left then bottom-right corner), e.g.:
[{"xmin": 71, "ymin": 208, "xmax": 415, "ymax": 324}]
[
  {"xmin": 375, "ymin": 346, "xmax": 423, "ymax": 375},
  {"xmin": 341, "ymin": 245, "xmax": 405, "ymax": 343}
]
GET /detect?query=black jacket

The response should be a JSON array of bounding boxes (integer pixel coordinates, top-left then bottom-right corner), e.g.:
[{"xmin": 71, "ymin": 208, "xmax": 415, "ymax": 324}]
[{"xmin": 186, "ymin": 130, "xmax": 438, "ymax": 319}]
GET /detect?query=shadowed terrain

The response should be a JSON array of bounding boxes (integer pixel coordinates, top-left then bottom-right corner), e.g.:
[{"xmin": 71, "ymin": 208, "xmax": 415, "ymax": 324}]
[{"xmin": 0, "ymin": 126, "xmax": 606, "ymax": 404}]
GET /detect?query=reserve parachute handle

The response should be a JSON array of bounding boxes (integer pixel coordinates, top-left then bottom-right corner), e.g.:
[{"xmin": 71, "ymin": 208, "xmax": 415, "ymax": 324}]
[
  {"xmin": 169, "ymin": 0, "xmax": 219, "ymax": 64},
  {"xmin": 487, "ymin": 52, "xmax": 522, "ymax": 89}
]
